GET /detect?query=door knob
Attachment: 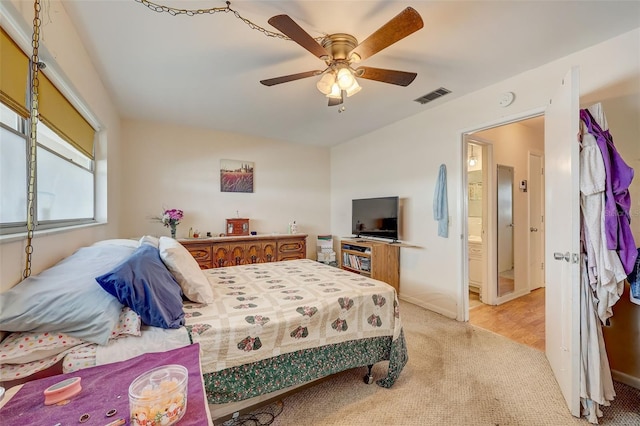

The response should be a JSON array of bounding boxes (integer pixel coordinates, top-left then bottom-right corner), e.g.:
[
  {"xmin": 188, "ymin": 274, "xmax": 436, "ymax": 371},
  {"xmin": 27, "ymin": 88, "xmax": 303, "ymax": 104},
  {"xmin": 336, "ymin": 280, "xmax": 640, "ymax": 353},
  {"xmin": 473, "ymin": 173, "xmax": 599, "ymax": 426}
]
[
  {"xmin": 553, "ymin": 252, "xmax": 570, "ymax": 262},
  {"xmin": 530, "ymin": 227, "xmax": 538, "ymax": 232}
]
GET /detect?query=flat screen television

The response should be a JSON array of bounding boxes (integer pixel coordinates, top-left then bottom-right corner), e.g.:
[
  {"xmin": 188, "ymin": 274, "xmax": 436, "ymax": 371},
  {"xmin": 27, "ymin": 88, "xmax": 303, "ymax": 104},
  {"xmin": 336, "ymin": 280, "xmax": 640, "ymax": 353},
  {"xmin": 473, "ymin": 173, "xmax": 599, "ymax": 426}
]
[{"xmin": 352, "ymin": 196, "xmax": 399, "ymax": 241}]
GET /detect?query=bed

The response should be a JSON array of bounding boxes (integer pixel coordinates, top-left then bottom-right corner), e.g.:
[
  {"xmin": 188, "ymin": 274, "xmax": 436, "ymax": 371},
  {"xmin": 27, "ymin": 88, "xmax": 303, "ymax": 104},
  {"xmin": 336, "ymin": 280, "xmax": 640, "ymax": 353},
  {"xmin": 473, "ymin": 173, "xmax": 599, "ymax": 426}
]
[{"xmin": 0, "ymin": 237, "xmax": 407, "ymax": 418}]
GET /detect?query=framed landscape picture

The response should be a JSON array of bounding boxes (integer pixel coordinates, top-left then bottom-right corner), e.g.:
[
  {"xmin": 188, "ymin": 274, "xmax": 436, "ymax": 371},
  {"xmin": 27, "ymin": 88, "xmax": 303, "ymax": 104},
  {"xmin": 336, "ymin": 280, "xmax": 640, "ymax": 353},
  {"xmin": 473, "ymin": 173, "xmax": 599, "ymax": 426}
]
[{"xmin": 220, "ymin": 159, "xmax": 254, "ymax": 193}]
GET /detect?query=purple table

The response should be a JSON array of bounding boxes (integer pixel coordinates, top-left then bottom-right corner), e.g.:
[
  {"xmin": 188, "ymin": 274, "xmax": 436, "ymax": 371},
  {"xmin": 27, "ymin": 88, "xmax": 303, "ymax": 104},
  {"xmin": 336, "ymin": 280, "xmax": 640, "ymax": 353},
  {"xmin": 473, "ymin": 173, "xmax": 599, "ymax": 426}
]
[{"xmin": 0, "ymin": 344, "xmax": 209, "ymax": 425}]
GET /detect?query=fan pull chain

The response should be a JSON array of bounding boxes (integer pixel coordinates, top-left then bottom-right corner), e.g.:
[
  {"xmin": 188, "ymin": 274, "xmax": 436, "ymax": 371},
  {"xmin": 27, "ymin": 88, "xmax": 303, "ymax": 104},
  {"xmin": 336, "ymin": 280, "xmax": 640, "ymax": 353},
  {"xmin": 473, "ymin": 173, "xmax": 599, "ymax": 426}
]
[
  {"xmin": 134, "ymin": 0, "xmax": 323, "ymax": 42},
  {"xmin": 24, "ymin": 0, "xmax": 42, "ymax": 279}
]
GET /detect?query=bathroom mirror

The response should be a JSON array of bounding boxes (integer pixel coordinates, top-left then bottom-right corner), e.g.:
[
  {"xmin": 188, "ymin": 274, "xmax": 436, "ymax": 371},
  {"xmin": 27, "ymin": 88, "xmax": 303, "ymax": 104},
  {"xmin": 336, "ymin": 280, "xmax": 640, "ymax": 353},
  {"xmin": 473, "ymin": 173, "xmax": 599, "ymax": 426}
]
[{"xmin": 497, "ymin": 164, "xmax": 514, "ymax": 297}]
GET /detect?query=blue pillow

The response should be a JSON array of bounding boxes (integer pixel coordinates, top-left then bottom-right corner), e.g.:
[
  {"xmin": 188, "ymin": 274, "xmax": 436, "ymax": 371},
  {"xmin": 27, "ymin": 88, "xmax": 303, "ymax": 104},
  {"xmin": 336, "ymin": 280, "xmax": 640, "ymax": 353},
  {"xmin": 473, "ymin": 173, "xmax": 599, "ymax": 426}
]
[{"xmin": 96, "ymin": 245, "xmax": 185, "ymax": 329}]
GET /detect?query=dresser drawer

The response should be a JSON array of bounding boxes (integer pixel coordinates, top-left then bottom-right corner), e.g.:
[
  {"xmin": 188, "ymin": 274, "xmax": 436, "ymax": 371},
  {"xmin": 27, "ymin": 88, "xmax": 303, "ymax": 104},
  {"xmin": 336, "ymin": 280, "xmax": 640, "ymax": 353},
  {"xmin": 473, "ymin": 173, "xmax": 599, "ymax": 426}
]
[
  {"xmin": 185, "ymin": 244, "xmax": 213, "ymax": 269},
  {"xmin": 277, "ymin": 238, "xmax": 306, "ymax": 261}
]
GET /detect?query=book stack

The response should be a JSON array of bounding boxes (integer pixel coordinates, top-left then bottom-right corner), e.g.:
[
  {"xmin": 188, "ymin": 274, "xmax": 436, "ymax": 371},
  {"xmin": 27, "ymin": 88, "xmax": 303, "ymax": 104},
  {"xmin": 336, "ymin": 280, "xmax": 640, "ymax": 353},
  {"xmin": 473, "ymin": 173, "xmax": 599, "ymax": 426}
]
[
  {"xmin": 343, "ymin": 253, "xmax": 370, "ymax": 272},
  {"xmin": 317, "ymin": 234, "xmax": 336, "ymax": 263}
]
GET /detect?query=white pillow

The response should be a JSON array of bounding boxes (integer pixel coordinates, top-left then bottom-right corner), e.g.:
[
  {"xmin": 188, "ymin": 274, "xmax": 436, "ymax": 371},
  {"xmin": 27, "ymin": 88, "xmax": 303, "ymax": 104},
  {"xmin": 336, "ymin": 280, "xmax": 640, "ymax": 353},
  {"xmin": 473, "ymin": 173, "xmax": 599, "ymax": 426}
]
[
  {"xmin": 91, "ymin": 238, "xmax": 139, "ymax": 248},
  {"xmin": 139, "ymin": 235, "xmax": 160, "ymax": 248},
  {"xmin": 158, "ymin": 236, "xmax": 214, "ymax": 304}
]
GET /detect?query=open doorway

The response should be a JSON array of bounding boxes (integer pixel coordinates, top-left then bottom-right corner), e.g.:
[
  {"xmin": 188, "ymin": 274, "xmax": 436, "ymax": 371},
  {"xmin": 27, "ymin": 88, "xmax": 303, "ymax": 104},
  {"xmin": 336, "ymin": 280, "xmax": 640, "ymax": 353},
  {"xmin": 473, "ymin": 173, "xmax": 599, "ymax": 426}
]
[{"xmin": 464, "ymin": 115, "xmax": 546, "ymax": 351}]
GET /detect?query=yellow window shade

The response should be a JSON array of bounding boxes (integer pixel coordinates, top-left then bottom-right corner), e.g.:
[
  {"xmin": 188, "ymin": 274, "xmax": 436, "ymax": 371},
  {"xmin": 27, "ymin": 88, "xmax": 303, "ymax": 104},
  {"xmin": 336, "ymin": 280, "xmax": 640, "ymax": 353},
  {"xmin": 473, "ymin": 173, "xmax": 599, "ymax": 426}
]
[
  {"xmin": 0, "ymin": 28, "xmax": 29, "ymax": 117},
  {"xmin": 1, "ymin": 27, "xmax": 95, "ymax": 159},
  {"xmin": 39, "ymin": 75, "xmax": 95, "ymax": 159}
]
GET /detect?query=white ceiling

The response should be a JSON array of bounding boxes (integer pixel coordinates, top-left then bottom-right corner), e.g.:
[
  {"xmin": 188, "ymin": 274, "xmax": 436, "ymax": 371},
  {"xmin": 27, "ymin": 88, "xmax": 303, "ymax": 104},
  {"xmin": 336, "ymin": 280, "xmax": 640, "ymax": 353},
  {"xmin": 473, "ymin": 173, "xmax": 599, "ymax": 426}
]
[{"xmin": 60, "ymin": 1, "xmax": 640, "ymax": 147}]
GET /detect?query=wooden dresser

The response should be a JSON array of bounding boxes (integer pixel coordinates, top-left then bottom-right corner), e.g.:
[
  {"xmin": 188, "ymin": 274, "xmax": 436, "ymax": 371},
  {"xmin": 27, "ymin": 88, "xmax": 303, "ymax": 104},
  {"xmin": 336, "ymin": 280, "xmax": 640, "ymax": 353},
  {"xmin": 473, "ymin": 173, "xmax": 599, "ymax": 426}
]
[{"xmin": 179, "ymin": 234, "xmax": 307, "ymax": 269}]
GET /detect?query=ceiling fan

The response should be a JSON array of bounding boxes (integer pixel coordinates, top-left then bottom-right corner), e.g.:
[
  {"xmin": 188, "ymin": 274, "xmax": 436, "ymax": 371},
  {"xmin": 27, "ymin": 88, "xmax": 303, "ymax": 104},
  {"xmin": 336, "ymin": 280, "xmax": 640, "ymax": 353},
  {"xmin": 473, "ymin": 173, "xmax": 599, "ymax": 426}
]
[{"xmin": 259, "ymin": 7, "xmax": 424, "ymax": 107}]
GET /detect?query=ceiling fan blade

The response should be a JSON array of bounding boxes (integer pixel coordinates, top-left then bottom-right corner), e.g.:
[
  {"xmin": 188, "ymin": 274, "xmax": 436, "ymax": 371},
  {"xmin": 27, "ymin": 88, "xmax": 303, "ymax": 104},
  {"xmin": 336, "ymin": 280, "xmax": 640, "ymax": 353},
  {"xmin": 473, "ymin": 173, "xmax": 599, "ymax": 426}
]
[
  {"xmin": 268, "ymin": 15, "xmax": 330, "ymax": 59},
  {"xmin": 328, "ymin": 93, "xmax": 344, "ymax": 107},
  {"xmin": 260, "ymin": 70, "xmax": 322, "ymax": 86},
  {"xmin": 355, "ymin": 66, "xmax": 417, "ymax": 86},
  {"xmin": 349, "ymin": 7, "xmax": 423, "ymax": 62}
]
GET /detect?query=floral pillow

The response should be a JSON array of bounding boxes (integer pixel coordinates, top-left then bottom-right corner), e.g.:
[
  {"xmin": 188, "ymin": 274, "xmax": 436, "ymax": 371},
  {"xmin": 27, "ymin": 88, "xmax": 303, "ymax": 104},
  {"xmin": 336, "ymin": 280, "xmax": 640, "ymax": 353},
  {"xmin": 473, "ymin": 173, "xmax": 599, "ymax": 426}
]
[
  {"xmin": 0, "ymin": 331, "xmax": 85, "ymax": 365},
  {"xmin": 0, "ymin": 307, "xmax": 141, "ymax": 365},
  {"xmin": 110, "ymin": 306, "xmax": 142, "ymax": 340}
]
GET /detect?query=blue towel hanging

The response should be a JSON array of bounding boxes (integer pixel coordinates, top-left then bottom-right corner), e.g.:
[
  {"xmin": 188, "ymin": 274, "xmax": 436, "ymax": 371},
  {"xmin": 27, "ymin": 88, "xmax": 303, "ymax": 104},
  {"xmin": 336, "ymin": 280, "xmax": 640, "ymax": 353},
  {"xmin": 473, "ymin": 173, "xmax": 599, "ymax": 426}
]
[
  {"xmin": 433, "ymin": 164, "xmax": 449, "ymax": 238},
  {"xmin": 628, "ymin": 248, "xmax": 640, "ymax": 299}
]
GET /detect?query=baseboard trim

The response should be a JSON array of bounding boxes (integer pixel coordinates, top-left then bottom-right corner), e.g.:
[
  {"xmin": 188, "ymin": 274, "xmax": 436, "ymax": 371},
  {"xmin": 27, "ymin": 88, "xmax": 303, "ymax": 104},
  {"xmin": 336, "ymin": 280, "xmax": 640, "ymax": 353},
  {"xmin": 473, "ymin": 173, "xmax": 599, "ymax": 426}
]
[
  {"xmin": 611, "ymin": 369, "xmax": 640, "ymax": 390},
  {"xmin": 399, "ymin": 294, "xmax": 457, "ymax": 320},
  {"xmin": 495, "ymin": 288, "xmax": 530, "ymax": 305}
]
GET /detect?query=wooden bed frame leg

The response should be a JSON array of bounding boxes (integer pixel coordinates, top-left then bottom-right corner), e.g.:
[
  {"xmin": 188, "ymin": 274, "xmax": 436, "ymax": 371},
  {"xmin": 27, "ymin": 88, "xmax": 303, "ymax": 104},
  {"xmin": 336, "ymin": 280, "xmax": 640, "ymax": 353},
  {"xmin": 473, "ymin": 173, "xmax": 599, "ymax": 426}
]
[{"xmin": 363, "ymin": 364, "xmax": 374, "ymax": 384}]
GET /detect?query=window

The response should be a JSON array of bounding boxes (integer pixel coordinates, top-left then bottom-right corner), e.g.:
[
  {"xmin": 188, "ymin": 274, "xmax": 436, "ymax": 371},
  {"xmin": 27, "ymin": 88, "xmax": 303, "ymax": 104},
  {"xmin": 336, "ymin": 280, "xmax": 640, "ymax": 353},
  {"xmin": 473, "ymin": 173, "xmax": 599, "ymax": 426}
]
[
  {"xmin": 0, "ymin": 101, "xmax": 95, "ymax": 234},
  {"xmin": 0, "ymin": 103, "xmax": 27, "ymax": 226},
  {"xmin": 1, "ymin": 28, "xmax": 96, "ymax": 235}
]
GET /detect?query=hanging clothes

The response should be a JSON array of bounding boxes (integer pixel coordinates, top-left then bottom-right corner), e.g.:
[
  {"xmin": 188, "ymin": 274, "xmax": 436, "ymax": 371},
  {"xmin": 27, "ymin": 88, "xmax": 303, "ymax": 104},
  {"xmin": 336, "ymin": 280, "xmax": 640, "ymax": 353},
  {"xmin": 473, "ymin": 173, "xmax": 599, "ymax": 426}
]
[
  {"xmin": 579, "ymin": 122, "xmax": 626, "ymax": 323},
  {"xmin": 433, "ymin": 164, "xmax": 448, "ymax": 238},
  {"xmin": 577, "ymin": 103, "xmax": 631, "ymax": 424},
  {"xmin": 580, "ymin": 107, "xmax": 637, "ymax": 275},
  {"xmin": 579, "ymin": 252, "xmax": 616, "ymax": 424}
]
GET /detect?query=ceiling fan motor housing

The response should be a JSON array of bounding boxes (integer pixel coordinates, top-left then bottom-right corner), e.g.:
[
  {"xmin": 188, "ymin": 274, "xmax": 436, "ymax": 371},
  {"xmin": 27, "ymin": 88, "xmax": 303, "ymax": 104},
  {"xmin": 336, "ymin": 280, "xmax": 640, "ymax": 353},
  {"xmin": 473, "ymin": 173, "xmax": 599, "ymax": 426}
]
[{"xmin": 321, "ymin": 33, "xmax": 359, "ymax": 62}]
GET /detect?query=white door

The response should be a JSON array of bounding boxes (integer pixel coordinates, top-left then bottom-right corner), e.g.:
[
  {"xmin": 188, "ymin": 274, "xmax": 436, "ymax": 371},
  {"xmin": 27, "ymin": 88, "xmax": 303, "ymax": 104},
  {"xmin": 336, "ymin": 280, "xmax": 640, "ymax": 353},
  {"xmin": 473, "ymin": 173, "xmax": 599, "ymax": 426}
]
[
  {"xmin": 528, "ymin": 152, "xmax": 545, "ymax": 290},
  {"xmin": 544, "ymin": 67, "xmax": 581, "ymax": 416}
]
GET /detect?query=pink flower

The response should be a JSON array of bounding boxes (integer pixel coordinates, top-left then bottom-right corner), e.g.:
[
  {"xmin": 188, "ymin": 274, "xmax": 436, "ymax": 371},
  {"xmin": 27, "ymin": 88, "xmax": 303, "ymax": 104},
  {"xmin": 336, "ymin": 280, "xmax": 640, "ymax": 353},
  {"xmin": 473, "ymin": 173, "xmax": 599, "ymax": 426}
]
[{"xmin": 158, "ymin": 208, "xmax": 183, "ymax": 227}]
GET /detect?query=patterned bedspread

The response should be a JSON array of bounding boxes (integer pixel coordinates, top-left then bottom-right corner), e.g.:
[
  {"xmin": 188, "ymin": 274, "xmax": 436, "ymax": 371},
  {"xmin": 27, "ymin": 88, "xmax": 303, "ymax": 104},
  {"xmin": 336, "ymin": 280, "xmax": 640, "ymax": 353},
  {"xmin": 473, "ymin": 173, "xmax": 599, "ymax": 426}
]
[
  {"xmin": 184, "ymin": 259, "xmax": 406, "ymax": 400},
  {"xmin": 186, "ymin": 259, "xmax": 402, "ymax": 373}
]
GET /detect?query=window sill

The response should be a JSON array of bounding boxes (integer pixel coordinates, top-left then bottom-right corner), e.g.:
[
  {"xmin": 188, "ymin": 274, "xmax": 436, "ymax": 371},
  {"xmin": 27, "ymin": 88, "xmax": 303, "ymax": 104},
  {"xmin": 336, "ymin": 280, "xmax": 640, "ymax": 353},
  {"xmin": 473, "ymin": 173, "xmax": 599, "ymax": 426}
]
[{"xmin": 0, "ymin": 221, "xmax": 107, "ymax": 244}]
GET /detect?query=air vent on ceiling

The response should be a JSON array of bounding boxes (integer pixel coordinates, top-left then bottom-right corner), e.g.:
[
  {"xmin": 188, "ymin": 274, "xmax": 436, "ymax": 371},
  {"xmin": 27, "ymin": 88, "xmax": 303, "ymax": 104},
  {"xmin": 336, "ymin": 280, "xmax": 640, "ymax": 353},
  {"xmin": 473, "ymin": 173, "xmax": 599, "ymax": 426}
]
[{"xmin": 414, "ymin": 87, "xmax": 451, "ymax": 104}]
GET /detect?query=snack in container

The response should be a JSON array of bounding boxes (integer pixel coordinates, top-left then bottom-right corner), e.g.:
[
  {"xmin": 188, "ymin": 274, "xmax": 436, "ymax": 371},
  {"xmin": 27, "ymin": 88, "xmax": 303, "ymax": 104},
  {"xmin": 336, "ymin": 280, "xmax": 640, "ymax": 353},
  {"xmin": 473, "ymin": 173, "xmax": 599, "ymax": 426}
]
[{"xmin": 129, "ymin": 364, "xmax": 188, "ymax": 426}]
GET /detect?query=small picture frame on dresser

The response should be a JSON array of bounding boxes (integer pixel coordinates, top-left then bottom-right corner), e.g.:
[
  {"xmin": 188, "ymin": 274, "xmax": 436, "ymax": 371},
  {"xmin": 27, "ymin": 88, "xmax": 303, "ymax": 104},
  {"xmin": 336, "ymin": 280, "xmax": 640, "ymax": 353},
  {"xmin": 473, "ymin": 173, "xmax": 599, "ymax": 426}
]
[{"xmin": 226, "ymin": 218, "xmax": 250, "ymax": 236}]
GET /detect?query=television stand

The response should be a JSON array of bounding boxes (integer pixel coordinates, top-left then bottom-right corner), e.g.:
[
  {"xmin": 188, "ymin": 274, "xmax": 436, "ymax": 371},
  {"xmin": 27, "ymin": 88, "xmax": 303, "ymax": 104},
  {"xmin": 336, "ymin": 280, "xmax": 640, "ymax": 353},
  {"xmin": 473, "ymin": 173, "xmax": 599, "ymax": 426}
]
[{"xmin": 340, "ymin": 238, "xmax": 400, "ymax": 292}]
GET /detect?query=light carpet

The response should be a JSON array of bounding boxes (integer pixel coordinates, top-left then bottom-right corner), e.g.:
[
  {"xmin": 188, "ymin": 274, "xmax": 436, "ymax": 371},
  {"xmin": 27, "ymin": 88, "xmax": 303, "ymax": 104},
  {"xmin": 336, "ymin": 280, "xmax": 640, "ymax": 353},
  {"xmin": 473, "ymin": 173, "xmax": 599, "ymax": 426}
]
[{"xmin": 231, "ymin": 300, "xmax": 640, "ymax": 425}]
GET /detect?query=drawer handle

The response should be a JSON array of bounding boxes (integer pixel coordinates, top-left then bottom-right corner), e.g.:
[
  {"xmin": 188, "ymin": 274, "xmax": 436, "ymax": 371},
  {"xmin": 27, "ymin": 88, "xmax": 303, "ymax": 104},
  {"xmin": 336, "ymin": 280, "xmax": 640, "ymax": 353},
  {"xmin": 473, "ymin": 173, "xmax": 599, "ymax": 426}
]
[
  {"xmin": 251, "ymin": 255, "xmax": 257, "ymax": 263},
  {"xmin": 235, "ymin": 256, "xmax": 241, "ymax": 265},
  {"xmin": 218, "ymin": 258, "xmax": 225, "ymax": 267}
]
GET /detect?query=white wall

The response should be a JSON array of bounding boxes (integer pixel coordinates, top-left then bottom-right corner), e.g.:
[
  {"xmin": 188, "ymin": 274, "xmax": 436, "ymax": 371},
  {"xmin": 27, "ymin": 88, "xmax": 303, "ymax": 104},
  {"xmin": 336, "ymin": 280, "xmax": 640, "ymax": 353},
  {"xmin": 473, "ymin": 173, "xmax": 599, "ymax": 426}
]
[
  {"xmin": 330, "ymin": 29, "xmax": 640, "ymax": 320},
  {"xmin": 119, "ymin": 119, "xmax": 331, "ymax": 258},
  {"xmin": 599, "ymin": 93, "xmax": 640, "ymax": 382},
  {"xmin": 0, "ymin": 0, "xmax": 123, "ymax": 291}
]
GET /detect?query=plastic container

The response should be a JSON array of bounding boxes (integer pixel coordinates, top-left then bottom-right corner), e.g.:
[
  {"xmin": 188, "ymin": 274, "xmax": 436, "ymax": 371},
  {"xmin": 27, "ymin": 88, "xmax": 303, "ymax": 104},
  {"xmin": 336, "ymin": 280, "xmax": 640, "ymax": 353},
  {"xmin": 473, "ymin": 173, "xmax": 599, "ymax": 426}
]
[{"xmin": 129, "ymin": 365, "xmax": 188, "ymax": 426}]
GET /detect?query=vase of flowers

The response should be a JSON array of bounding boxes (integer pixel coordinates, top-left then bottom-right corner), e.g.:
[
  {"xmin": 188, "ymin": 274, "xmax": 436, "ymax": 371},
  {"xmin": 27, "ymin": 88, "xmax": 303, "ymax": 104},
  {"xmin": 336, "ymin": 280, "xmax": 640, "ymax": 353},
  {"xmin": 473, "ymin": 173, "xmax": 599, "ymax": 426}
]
[{"xmin": 159, "ymin": 208, "xmax": 183, "ymax": 239}]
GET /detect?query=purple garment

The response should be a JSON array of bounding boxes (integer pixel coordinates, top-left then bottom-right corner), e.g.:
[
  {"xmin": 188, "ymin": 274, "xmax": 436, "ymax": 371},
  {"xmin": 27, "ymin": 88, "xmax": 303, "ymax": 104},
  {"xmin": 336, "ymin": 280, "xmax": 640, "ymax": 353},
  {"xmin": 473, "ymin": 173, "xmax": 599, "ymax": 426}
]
[
  {"xmin": 580, "ymin": 109, "xmax": 637, "ymax": 274},
  {"xmin": 0, "ymin": 344, "xmax": 208, "ymax": 426}
]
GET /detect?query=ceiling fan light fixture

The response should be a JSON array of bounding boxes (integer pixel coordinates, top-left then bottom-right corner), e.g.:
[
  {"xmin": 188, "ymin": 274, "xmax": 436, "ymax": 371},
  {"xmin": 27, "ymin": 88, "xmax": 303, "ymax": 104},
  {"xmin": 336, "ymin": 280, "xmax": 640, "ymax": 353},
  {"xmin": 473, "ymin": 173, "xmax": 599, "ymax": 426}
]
[
  {"xmin": 316, "ymin": 73, "xmax": 335, "ymax": 95},
  {"xmin": 468, "ymin": 145, "xmax": 478, "ymax": 167},
  {"xmin": 337, "ymin": 67, "xmax": 355, "ymax": 90},
  {"xmin": 345, "ymin": 79, "xmax": 361, "ymax": 97},
  {"xmin": 326, "ymin": 83, "xmax": 342, "ymax": 99}
]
